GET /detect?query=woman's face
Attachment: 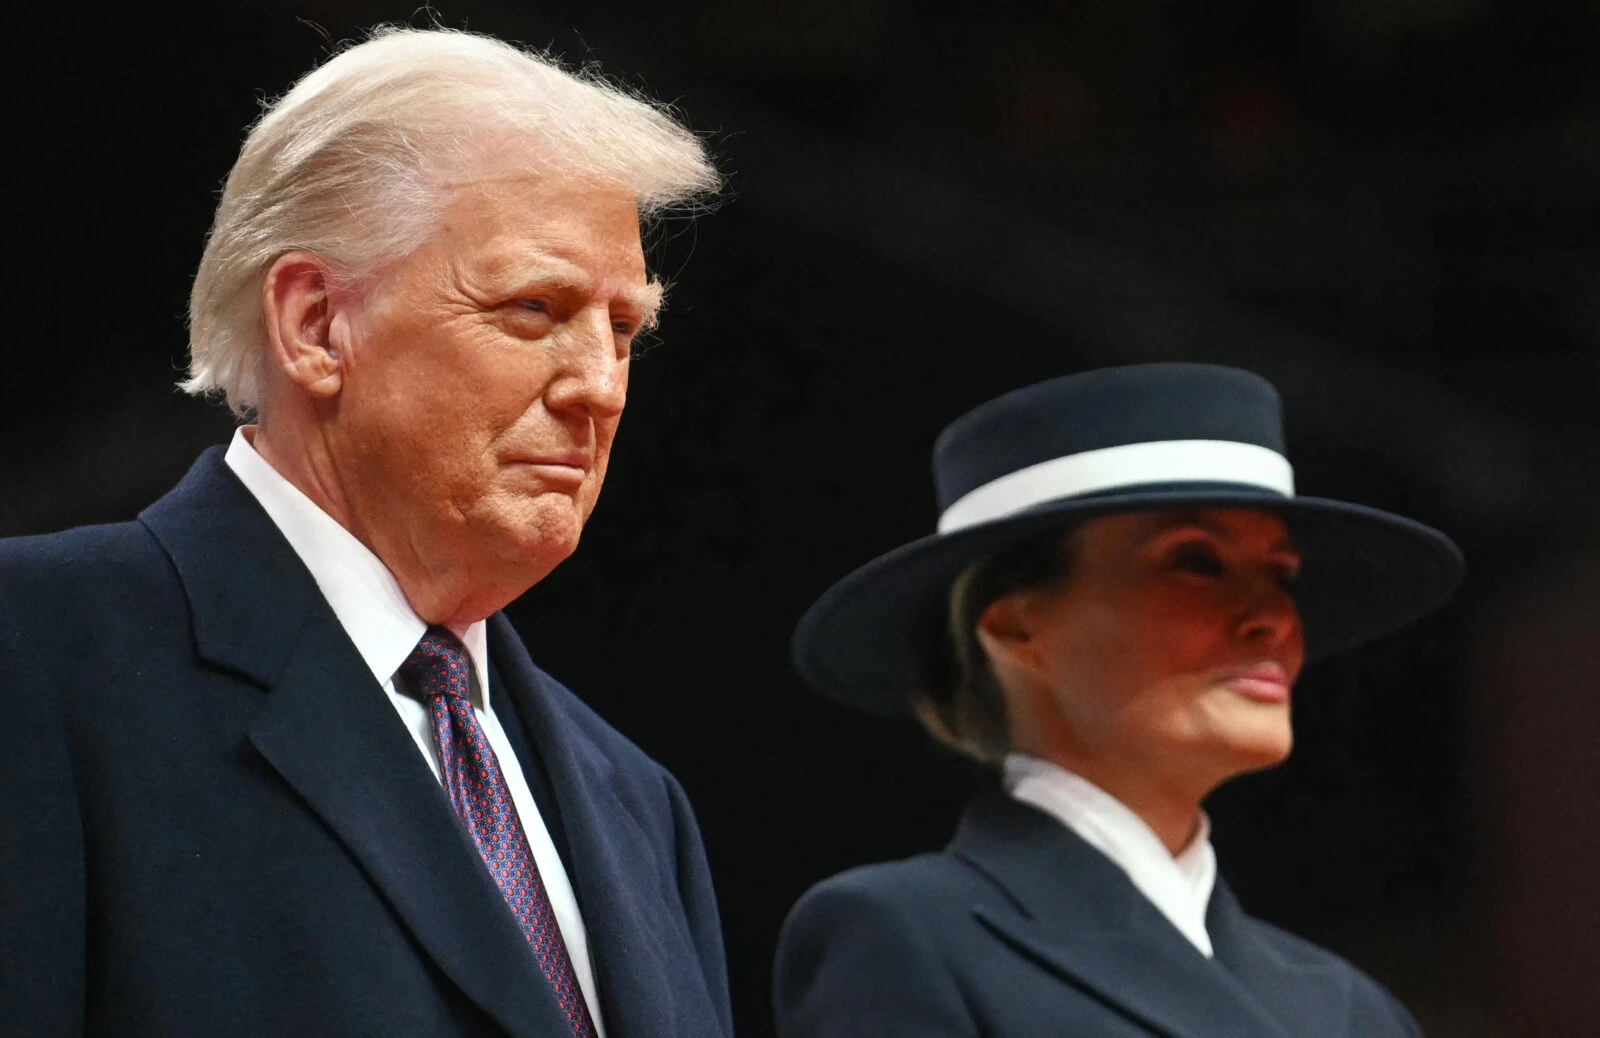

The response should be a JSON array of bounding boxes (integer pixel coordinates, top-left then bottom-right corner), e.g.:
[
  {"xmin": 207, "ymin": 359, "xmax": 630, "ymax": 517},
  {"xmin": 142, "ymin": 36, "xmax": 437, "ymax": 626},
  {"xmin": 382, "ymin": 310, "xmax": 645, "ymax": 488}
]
[{"xmin": 982, "ymin": 508, "xmax": 1305, "ymax": 792}]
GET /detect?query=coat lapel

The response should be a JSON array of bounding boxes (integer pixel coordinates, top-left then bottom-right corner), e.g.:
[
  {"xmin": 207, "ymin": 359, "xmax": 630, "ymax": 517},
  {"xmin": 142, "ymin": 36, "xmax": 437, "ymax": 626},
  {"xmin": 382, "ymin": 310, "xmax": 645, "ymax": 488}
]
[
  {"xmin": 488, "ymin": 614, "xmax": 724, "ymax": 1038},
  {"xmin": 141, "ymin": 449, "xmax": 568, "ymax": 1038},
  {"xmin": 951, "ymin": 794, "xmax": 1297, "ymax": 1038},
  {"xmin": 1206, "ymin": 880, "xmax": 1354, "ymax": 1038}
]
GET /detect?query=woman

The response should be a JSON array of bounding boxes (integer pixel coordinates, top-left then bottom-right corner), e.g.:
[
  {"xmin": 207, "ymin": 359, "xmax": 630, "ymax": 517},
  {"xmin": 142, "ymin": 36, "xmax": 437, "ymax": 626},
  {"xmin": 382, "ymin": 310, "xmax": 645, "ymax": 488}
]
[{"xmin": 774, "ymin": 364, "xmax": 1461, "ymax": 1038}]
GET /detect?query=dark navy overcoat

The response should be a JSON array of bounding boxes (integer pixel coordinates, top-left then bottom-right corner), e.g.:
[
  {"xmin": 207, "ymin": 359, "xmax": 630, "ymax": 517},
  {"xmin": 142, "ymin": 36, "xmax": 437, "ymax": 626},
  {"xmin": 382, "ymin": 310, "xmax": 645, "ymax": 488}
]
[
  {"xmin": 776, "ymin": 793, "xmax": 1422, "ymax": 1037},
  {"xmin": 0, "ymin": 448, "xmax": 732, "ymax": 1038}
]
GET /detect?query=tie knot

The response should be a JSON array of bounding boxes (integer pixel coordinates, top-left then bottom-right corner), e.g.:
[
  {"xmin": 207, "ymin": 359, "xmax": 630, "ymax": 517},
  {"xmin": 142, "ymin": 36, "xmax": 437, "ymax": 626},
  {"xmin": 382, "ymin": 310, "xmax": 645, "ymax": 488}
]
[{"xmin": 400, "ymin": 625, "xmax": 473, "ymax": 703}]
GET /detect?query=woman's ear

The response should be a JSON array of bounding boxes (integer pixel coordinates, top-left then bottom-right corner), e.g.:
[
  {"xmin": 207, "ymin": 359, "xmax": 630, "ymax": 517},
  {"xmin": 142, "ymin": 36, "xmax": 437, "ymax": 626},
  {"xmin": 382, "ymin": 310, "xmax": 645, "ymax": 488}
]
[
  {"xmin": 975, "ymin": 593, "xmax": 1044, "ymax": 677},
  {"xmin": 261, "ymin": 250, "xmax": 347, "ymax": 400}
]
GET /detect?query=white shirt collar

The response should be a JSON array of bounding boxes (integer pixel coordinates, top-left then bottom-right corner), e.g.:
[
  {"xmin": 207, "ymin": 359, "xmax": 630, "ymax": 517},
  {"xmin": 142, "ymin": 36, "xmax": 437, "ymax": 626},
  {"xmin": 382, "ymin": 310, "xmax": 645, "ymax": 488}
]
[
  {"xmin": 223, "ymin": 427, "xmax": 491, "ymax": 700},
  {"xmin": 1002, "ymin": 752, "xmax": 1218, "ymax": 957}
]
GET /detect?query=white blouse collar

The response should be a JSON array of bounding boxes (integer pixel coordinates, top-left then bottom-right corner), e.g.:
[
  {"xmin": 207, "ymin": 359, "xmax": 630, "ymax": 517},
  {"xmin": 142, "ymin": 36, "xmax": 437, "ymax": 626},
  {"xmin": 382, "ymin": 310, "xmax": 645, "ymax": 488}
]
[{"xmin": 1003, "ymin": 752, "xmax": 1218, "ymax": 957}]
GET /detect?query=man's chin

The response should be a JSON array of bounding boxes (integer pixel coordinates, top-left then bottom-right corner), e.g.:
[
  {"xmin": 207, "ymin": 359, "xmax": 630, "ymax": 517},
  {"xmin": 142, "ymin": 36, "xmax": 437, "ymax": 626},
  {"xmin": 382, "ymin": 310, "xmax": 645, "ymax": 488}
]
[
  {"xmin": 451, "ymin": 493, "xmax": 588, "ymax": 593},
  {"xmin": 496, "ymin": 516, "xmax": 583, "ymax": 573}
]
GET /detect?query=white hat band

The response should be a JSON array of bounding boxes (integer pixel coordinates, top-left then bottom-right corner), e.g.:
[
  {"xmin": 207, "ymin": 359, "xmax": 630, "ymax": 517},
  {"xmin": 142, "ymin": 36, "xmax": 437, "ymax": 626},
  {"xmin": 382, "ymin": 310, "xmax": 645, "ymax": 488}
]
[{"xmin": 937, "ymin": 438, "xmax": 1296, "ymax": 534}]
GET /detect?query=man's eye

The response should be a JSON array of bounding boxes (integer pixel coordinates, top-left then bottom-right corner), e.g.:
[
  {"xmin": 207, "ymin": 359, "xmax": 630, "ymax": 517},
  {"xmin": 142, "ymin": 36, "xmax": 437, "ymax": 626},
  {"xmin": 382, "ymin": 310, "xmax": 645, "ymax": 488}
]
[
  {"xmin": 1277, "ymin": 566, "xmax": 1302, "ymax": 595},
  {"xmin": 612, "ymin": 321, "xmax": 635, "ymax": 337},
  {"xmin": 518, "ymin": 299, "xmax": 549, "ymax": 314}
]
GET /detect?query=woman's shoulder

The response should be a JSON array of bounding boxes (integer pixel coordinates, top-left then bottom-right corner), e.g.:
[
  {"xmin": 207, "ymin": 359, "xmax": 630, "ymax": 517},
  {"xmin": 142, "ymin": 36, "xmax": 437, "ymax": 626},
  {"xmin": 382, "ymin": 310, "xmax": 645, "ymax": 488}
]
[
  {"xmin": 1225, "ymin": 908, "xmax": 1424, "ymax": 1035},
  {"xmin": 774, "ymin": 851, "xmax": 1008, "ymax": 1037},
  {"xmin": 778, "ymin": 847, "xmax": 1006, "ymax": 962},
  {"xmin": 791, "ymin": 849, "xmax": 997, "ymax": 917},
  {"xmin": 1232, "ymin": 910, "xmax": 1380, "ymax": 976}
]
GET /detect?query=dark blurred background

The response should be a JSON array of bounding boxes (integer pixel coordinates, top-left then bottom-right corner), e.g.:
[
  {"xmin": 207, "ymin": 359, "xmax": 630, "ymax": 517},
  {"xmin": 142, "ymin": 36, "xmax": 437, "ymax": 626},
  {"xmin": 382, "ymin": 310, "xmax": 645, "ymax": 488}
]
[{"xmin": 8, "ymin": 1, "xmax": 1599, "ymax": 1034}]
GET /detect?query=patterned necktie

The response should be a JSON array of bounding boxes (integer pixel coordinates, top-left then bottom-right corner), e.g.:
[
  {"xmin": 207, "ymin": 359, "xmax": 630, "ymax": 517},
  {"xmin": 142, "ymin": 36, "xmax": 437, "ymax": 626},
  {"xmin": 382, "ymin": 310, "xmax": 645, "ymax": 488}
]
[{"xmin": 400, "ymin": 626, "xmax": 598, "ymax": 1038}]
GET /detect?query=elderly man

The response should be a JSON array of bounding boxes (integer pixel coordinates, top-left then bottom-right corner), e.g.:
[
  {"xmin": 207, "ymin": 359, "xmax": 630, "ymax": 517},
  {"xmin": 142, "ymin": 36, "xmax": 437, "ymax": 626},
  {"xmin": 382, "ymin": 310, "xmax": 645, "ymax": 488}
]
[{"xmin": 0, "ymin": 29, "xmax": 727, "ymax": 1038}]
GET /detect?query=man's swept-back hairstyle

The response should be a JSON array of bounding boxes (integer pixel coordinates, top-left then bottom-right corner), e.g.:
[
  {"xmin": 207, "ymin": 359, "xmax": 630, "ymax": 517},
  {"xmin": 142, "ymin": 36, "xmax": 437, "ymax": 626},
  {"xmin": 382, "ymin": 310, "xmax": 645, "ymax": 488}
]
[{"xmin": 184, "ymin": 27, "xmax": 720, "ymax": 416}]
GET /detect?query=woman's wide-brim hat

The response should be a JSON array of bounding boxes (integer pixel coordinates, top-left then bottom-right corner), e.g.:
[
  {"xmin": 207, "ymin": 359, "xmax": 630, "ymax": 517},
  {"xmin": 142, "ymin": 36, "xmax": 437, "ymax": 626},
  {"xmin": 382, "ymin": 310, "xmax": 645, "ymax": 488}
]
[{"xmin": 792, "ymin": 363, "xmax": 1465, "ymax": 713}]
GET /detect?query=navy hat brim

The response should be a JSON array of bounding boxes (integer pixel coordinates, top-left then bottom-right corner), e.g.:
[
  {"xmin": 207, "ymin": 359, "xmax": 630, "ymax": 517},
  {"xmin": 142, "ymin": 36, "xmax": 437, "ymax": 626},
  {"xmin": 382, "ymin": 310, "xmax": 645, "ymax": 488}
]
[{"xmin": 791, "ymin": 487, "xmax": 1464, "ymax": 714}]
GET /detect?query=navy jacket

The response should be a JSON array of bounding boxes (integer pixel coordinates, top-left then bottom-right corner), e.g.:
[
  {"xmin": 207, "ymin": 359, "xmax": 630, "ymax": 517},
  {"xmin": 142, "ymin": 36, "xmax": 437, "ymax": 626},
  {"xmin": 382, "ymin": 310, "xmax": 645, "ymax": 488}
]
[
  {"xmin": 0, "ymin": 449, "xmax": 732, "ymax": 1038},
  {"xmin": 776, "ymin": 794, "xmax": 1421, "ymax": 1038}
]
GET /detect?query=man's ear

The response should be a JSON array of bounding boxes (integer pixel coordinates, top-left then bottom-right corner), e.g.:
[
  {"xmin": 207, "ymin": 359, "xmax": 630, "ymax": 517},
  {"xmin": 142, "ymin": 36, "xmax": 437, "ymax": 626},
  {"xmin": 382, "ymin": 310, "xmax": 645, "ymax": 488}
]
[
  {"xmin": 262, "ymin": 251, "xmax": 347, "ymax": 400},
  {"xmin": 974, "ymin": 593, "xmax": 1044, "ymax": 678}
]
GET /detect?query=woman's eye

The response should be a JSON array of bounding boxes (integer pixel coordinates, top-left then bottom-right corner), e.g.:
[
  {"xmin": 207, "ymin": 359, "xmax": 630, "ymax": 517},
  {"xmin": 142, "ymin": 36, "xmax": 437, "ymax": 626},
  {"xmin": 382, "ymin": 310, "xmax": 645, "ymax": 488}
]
[
  {"xmin": 518, "ymin": 299, "xmax": 549, "ymax": 314},
  {"xmin": 1277, "ymin": 567, "xmax": 1302, "ymax": 595},
  {"xmin": 1170, "ymin": 546, "xmax": 1226, "ymax": 578}
]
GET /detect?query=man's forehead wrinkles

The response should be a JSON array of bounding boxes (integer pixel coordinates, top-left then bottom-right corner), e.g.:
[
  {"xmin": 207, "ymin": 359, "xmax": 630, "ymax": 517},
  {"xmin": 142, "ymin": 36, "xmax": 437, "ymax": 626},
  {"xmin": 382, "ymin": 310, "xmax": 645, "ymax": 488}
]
[
  {"xmin": 476, "ymin": 237, "xmax": 581, "ymax": 276},
  {"xmin": 482, "ymin": 245, "xmax": 635, "ymax": 285}
]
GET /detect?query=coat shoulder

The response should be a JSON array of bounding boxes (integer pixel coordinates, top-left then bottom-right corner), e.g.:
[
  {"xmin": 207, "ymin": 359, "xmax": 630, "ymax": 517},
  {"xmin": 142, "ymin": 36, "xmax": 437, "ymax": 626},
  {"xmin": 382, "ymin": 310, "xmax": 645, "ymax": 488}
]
[
  {"xmin": 775, "ymin": 852, "xmax": 994, "ymax": 1037},
  {"xmin": 0, "ymin": 521, "xmax": 176, "ymax": 636},
  {"xmin": 778, "ymin": 849, "xmax": 999, "ymax": 973},
  {"xmin": 0, "ymin": 520, "xmax": 168, "ymax": 584},
  {"xmin": 792, "ymin": 851, "xmax": 990, "ymax": 920},
  {"xmin": 1235, "ymin": 914, "xmax": 1423, "ymax": 1034},
  {"xmin": 1241, "ymin": 913, "xmax": 1379, "ymax": 976}
]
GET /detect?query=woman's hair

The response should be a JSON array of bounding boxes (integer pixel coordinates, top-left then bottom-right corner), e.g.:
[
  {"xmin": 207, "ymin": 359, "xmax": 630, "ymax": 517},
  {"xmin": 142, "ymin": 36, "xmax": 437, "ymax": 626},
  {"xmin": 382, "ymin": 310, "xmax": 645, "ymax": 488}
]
[{"xmin": 913, "ymin": 524, "xmax": 1079, "ymax": 765}]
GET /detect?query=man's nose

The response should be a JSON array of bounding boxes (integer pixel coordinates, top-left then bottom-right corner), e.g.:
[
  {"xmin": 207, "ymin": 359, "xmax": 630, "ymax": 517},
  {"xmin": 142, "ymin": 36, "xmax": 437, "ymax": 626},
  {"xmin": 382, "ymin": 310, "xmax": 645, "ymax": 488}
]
[{"xmin": 547, "ymin": 308, "xmax": 628, "ymax": 419}]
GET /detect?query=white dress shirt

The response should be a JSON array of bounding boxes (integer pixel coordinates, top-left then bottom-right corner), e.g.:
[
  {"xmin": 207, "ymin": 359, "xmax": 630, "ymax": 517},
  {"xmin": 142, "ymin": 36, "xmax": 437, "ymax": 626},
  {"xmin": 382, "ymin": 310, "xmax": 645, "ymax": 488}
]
[
  {"xmin": 1003, "ymin": 753, "xmax": 1218, "ymax": 957},
  {"xmin": 225, "ymin": 427, "xmax": 605, "ymax": 1032}
]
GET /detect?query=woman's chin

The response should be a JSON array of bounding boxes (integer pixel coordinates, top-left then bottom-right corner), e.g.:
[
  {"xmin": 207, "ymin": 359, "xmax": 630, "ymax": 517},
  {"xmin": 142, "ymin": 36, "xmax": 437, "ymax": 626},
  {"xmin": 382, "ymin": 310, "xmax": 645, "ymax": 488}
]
[
  {"xmin": 1222, "ymin": 718, "xmax": 1294, "ymax": 773},
  {"xmin": 1189, "ymin": 702, "xmax": 1294, "ymax": 775}
]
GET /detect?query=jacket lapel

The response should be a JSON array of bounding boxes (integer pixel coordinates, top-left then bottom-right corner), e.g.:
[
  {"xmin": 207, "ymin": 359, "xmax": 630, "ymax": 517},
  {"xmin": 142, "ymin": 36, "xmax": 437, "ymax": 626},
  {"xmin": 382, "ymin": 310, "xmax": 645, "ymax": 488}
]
[
  {"xmin": 141, "ymin": 449, "xmax": 567, "ymax": 1037},
  {"xmin": 1206, "ymin": 880, "xmax": 1354, "ymax": 1038},
  {"xmin": 488, "ymin": 614, "xmax": 724, "ymax": 1038},
  {"xmin": 951, "ymin": 794, "xmax": 1296, "ymax": 1038}
]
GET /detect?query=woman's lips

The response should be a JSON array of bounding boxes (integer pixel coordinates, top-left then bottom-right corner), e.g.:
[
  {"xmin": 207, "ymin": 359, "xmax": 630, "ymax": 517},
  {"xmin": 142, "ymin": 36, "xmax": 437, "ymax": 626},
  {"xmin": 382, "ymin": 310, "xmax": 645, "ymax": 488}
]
[{"xmin": 1220, "ymin": 662, "xmax": 1292, "ymax": 703}]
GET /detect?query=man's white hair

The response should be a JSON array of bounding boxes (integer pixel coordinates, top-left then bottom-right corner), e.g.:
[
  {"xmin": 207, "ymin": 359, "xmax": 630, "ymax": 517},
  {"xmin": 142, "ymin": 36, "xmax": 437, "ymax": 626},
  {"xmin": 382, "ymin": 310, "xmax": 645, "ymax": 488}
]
[{"xmin": 184, "ymin": 27, "xmax": 719, "ymax": 416}]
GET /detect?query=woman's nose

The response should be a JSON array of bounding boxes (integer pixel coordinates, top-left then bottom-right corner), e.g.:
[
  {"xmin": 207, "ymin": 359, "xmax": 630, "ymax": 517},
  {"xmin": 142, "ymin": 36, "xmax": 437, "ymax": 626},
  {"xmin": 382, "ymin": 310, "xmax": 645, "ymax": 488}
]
[{"xmin": 1237, "ymin": 575, "xmax": 1301, "ymax": 648}]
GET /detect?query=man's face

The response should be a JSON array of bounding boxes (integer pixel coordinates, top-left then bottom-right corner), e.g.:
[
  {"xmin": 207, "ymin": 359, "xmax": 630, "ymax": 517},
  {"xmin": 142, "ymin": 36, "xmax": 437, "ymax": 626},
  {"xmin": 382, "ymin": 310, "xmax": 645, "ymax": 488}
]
[{"xmin": 327, "ymin": 174, "xmax": 656, "ymax": 620}]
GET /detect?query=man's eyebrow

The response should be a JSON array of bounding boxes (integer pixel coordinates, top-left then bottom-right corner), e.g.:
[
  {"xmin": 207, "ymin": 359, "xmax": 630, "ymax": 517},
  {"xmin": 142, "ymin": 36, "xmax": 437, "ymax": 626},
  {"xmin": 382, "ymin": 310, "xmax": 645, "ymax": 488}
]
[
  {"xmin": 506, "ymin": 258, "xmax": 665, "ymax": 325},
  {"xmin": 626, "ymin": 280, "xmax": 666, "ymax": 328}
]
